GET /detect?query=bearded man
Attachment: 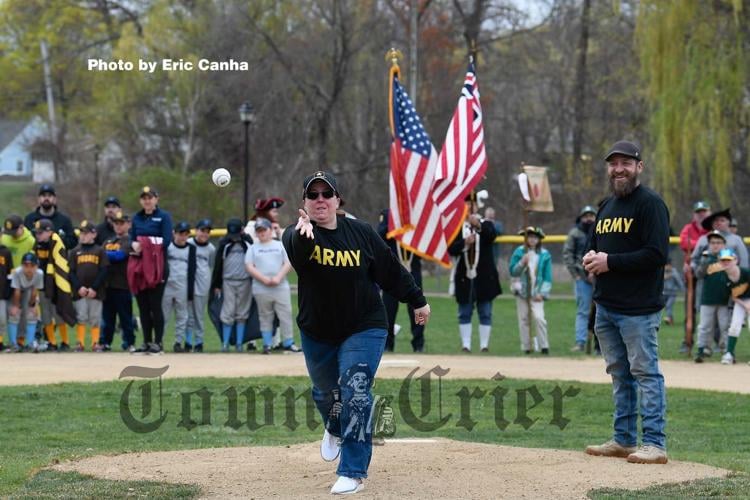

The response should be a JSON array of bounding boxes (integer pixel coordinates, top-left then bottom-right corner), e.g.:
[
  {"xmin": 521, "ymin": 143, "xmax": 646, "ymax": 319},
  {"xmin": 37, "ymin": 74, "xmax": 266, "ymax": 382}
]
[{"xmin": 582, "ymin": 140, "xmax": 671, "ymax": 464}]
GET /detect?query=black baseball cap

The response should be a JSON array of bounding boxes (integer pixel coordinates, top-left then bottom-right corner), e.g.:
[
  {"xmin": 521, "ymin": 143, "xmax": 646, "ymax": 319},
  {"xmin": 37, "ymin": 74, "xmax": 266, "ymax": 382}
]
[
  {"xmin": 139, "ymin": 186, "xmax": 158, "ymax": 198},
  {"xmin": 33, "ymin": 218, "xmax": 54, "ymax": 233},
  {"xmin": 196, "ymin": 218, "xmax": 212, "ymax": 230},
  {"xmin": 604, "ymin": 140, "xmax": 642, "ymax": 162},
  {"xmin": 38, "ymin": 184, "xmax": 56, "ymax": 196},
  {"xmin": 21, "ymin": 252, "xmax": 38, "ymax": 265},
  {"xmin": 112, "ymin": 210, "xmax": 130, "ymax": 222},
  {"xmin": 226, "ymin": 218, "xmax": 243, "ymax": 235},
  {"xmin": 303, "ymin": 171, "xmax": 339, "ymax": 194},
  {"xmin": 174, "ymin": 221, "xmax": 191, "ymax": 233},
  {"xmin": 3, "ymin": 215, "xmax": 23, "ymax": 234},
  {"xmin": 78, "ymin": 220, "xmax": 97, "ymax": 233},
  {"xmin": 104, "ymin": 196, "xmax": 121, "ymax": 207}
]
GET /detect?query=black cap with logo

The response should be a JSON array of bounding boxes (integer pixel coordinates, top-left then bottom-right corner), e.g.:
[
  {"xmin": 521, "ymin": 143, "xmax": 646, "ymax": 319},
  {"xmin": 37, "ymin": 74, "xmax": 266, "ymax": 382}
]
[{"xmin": 604, "ymin": 141, "xmax": 642, "ymax": 162}]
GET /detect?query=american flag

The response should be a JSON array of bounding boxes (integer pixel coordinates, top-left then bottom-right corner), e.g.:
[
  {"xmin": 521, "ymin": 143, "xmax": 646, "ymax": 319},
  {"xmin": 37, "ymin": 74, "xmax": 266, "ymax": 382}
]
[
  {"xmin": 434, "ymin": 62, "xmax": 488, "ymax": 244},
  {"xmin": 388, "ymin": 72, "xmax": 451, "ymax": 267}
]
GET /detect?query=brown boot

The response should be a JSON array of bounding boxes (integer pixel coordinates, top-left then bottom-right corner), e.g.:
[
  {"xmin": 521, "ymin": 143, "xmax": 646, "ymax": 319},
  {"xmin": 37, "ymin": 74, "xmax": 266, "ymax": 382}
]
[
  {"xmin": 585, "ymin": 439, "xmax": 636, "ymax": 458},
  {"xmin": 626, "ymin": 445, "xmax": 668, "ymax": 464}
]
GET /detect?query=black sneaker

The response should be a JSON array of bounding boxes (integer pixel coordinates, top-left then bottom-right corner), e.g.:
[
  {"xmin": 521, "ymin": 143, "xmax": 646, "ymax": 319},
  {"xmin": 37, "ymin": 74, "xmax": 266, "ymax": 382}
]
[
  {"xmin": 148, "ymin": 343, "xmax": 163, "ymax": 355},
  {"xmin": 47, "ymin": 343, "xmax": 58, "ymax": 352},
  {"xmin": 695, "ymin": 352, "xmax": 705, "ymax": 363},
  {"xmin": 184, "ymin": 342, "xmax": 193, "ymax": 352},
  {"xmin": 262, "ymin": 345, "xmax": 271, "ymax": 355},
  {"xmin": 173, "ymin": 342, "xmax": 185, "ymax": 353},
  {"xmin": 133, "ymin": 343, "xmax": 150, "ymax": 354},
  {"xmin": 59, "ymin": 343, "xmax": 71, "ymax": 352},
  {"xmin": 246, "ymin": 342, "xmax": 257, "ymax": 352},
  {"xmin": 541, "ymin": 348, "xmax": 549, "ymax": 355},
  {"xmin": 0, "ymin": 342, "xmax": 4, "ymax": 351},
  {"xmin": 193, "ymin": 343, "xmax": 203, "ymax": 353}
]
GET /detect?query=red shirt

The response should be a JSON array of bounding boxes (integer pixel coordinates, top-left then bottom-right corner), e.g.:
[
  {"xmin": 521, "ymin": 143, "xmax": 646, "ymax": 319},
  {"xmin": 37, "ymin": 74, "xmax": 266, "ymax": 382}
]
[{"xmin": 679, "ymin": 220, "xmax": 708, "ymax": 261}]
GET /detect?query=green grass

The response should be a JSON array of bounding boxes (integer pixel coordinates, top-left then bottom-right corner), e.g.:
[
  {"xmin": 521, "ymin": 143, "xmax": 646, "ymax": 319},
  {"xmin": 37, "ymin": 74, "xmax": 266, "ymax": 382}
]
[
  {"xmin": 1, "ymin": 377, "xmax": 748, "ymax": 497},
  {"xmin": 150, "ymin": 293, "xmax": 748, "ymax": 363},
  {"xmin": 9, "ymin": 470, "xmax": 200, "ymax": 499},
  {"xmin": 0, "ymin": 181, "xmax": 33, "ymax": 218}
]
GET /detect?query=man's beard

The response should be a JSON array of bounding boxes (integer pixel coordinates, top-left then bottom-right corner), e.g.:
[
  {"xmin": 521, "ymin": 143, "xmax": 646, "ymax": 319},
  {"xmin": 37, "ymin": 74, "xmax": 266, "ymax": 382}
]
[
  {"xmin": 609, "ymin": 172, "xmax": 638, "ymax": 198},
  {"xmin": 40, "ymin": 200, "xmax": 54, "ymax": 210}
]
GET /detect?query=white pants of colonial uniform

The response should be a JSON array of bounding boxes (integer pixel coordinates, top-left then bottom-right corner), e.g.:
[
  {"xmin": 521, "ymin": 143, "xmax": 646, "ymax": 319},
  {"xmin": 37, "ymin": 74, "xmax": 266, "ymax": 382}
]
[
  {"xmin": 163, "ymin": 288, "xmax": 189, "ymax": 344},
  {"xmin": 515, "ymin": 297, "xmax": 549, "ymax": 351},
  {"xmin": 697, "ymin": 304, "xmax": 730, "ymax": 349}
]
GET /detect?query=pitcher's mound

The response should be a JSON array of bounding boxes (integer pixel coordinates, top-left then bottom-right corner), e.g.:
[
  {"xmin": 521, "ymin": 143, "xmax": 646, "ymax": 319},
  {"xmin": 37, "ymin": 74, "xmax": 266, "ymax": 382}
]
[{"xmin": 54, "ymin": 438, "xmax": 727, "ymax": 498}]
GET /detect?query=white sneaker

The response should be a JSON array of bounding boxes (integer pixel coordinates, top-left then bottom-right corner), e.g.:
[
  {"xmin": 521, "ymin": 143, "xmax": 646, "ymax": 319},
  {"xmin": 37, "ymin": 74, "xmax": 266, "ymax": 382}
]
[
  {"xmin": 330, "ymin": 476, "xmax": 364, "ymax": 495},
  {"xmin": 721, "ymin": 352, "xmax": 735, "ymax": 365},
  {"xmin": 393, "ymin": 324, "xmax": 401, "ymax": 337},
  {"xmin": 320, "ymin": 429, "xmax": 341, "ymax": 462}
]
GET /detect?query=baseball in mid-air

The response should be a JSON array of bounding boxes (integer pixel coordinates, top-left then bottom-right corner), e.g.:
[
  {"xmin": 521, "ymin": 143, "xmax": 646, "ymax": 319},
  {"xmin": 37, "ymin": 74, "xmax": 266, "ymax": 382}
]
[{"xmin": 212, "ymin": 168, "xmax": 231, "ymax": 187}]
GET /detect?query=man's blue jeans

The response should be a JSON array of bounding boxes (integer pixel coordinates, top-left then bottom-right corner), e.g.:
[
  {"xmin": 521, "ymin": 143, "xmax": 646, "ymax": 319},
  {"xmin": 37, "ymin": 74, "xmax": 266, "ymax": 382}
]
[
  {"xmin": 594, "ymin": 304, "xmax": 666, "ymax": 450},
  {"xmin": 301, "ymin": 328, "xmax": 387, "ymax": 479},
  {"xmin": 574, "ymin": 279, "xmax": 593, "ymax": 345}
]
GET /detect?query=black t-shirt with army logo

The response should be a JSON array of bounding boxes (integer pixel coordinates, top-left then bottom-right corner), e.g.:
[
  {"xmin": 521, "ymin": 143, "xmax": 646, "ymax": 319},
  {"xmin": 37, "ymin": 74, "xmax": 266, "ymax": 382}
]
[
  {"xmin": 728, "ymin": 267, "xmax": 750, "ymax": 300},
  {"xmin": 588, "ymin": 184, "xmax": 670, "ymax": 315},
  {"xmin": 283, "ymin": 215, "xmax": 426, "ymax": 344}
]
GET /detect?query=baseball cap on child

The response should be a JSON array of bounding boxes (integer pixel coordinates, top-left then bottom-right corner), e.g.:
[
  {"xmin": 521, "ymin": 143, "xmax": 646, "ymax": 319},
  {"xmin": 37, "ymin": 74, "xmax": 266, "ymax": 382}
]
[
  {"xmin": 255, "ymin": 218, "xmax": 273, "ymax": 230},
  {"xmin": 719, "ymin": 248, "xmax": 737, "ymax": 261}
]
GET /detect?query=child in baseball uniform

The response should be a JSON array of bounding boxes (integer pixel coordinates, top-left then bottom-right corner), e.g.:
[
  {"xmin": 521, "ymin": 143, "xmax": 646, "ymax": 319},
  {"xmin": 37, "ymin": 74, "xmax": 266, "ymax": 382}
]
[
  {"xmin": 720, "ymin": 248, "xmax": 748, "ymax": 365},
  {"xmin": 6, "ymin": 253, "xmax": 44, "ymax": 352},
  {"xmin": 211, "ymin": 218, "xmax": 253, "ymax": 352},
  {"xmin": 694, "ymin": 230, "xmax": 731, "ymax": 363},
  {"xmin": 244, "ymin": 218, "xmax": 299, "ymax": 354},
  {"xmin": 162, "ymin": 221, "xmax": 196, "ymax": 352},
  {"xmin": 0, "ymin": 240, "xmax": 12, "ymax": 351},
  {"xmin": 186, "ymin": 218, "xmax": 215, "ymax": 352},
  {"xmin": 69, "ymin": 221, "xmax": 109, "ymax": 351}
]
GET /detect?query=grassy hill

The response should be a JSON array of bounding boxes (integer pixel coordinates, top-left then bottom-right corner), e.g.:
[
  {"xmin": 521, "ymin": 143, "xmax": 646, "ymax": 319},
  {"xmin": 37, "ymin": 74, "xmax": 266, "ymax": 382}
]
[{"xmin": 0, "ymin": 180, "xmax": 34, "ymax": 219}]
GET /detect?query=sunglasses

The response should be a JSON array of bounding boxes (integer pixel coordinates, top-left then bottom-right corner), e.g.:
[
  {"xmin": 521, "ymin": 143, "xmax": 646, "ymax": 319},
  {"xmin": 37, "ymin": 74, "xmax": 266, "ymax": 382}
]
[{"xmin": 305, "ymin": 189, "xmax": 335, "ymax": 200}]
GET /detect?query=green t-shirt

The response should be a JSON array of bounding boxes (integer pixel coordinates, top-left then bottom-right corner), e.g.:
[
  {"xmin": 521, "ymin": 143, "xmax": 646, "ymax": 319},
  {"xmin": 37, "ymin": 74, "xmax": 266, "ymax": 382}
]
[{"xmin": 700, "ymin": 254, "xmax": 730, "ymax": 306}]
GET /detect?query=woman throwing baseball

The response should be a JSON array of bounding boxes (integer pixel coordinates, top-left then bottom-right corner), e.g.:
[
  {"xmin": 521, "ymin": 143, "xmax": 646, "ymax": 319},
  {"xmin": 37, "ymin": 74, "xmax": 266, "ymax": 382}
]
[{"xmin": 282, "ymin": 170, "xmax": 430, "ymax": 495}]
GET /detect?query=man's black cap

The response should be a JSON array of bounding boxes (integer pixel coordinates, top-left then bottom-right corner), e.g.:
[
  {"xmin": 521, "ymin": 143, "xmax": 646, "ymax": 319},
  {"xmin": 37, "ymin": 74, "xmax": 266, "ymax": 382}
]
[
  {"xmin": 604, "ymin": 141, "xmax": 642, "ymax": 162},
  {"xmin": 303, "ymin": 171, "xmax": 339, "ymax": 194},
  {"xmin": 104, "ymin": 196, "xmax": 120, "ymax": 207},
  {"xmin": 38, "ymin": 184, "xmax": 56, "ymax": 196}
]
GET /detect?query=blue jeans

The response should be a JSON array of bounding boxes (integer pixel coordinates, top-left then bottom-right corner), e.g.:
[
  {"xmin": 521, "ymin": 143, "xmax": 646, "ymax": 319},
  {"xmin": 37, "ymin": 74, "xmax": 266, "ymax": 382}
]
[
  {"xmin": 594, "ymin": 305, "xmax": 666, "ymax": 450},
  {"xmin": 301, "ymin": 328, "xmax": 387, "ymax": 479},
  {"xmin": 574, "ymin": 279, "xmax": 593, "ymax": 345},
  {"xmin": 457, "ymin": 300, "xmax": 492, "ymax": 325}
]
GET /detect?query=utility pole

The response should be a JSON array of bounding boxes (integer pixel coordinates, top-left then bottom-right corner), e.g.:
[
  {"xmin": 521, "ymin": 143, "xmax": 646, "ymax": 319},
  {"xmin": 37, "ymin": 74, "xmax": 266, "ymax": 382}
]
[{"xmin": 40, "ymin": 39, "xmax": 58, "ymax": 182}]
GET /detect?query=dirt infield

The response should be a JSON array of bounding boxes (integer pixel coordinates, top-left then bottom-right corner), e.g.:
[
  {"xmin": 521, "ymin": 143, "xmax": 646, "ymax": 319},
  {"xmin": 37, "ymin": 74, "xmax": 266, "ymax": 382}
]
[
  {"xmin": 54, "ymin": 438, "xmax": 728, "ymax": 499},
  {"xmin": 3, "ymin": 352, "xmax": 749, "ymax": 394}
]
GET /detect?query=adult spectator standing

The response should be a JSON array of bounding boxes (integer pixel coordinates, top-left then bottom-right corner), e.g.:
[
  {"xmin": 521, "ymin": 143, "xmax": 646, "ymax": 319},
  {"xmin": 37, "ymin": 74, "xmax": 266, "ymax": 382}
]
[
  {"xmin": 448, "ymin": 196, "xmax": 502, "ymax": 353},
  {"xmin": 101, "ymin": 211, "xmax": 135, "ymax": 351},
  {"xmin": 95, "ymin": 196, "xmax": 121, "ymax": 245},
  {"xmin": 24, "ymin": 184, "xmax": 77, "ymax": 249},
  {"xmin": 283, "ymin": 170, "xmax": 430, "ymax": 495},
  {"xmin": 563, "ymin": 205, "xmax": 597, "ymax": 352},
  {"xmin": 377, "ymin": 208, "xmax": 425, "ymax": 353},
  {"xmin": 583, "ymin": 140, "xmax": 670, "ymax": 464},
  {"xmin": 128, "ymin": 186, "xmax": 172, "ymax": 355},
  {"xmin": 729, "ymin": 218, "xmax": 739, "ymax": 234},
  {"xmin": 678, "ymin": 201, "xmax": 710, "ymax": 353}
]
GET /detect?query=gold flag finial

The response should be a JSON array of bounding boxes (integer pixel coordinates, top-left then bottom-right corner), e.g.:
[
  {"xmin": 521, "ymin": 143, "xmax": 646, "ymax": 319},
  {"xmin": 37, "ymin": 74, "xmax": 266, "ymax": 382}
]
[{"xmin": 385, "ymin": 48, "xmax": 403, "ymax": 67}]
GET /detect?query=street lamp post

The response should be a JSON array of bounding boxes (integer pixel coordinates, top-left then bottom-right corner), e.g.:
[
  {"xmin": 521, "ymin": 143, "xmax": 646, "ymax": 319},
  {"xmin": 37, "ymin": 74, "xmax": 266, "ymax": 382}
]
[{"xmin": 238, "ymin": 101, "xmax": 256, "ymax": 222}]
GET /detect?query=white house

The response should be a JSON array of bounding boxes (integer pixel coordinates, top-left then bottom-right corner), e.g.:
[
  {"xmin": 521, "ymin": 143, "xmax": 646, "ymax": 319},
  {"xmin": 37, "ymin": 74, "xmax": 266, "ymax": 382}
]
[{"xmin": 0, "ymin": 117, "xmax": 47, "ymax": 177}]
